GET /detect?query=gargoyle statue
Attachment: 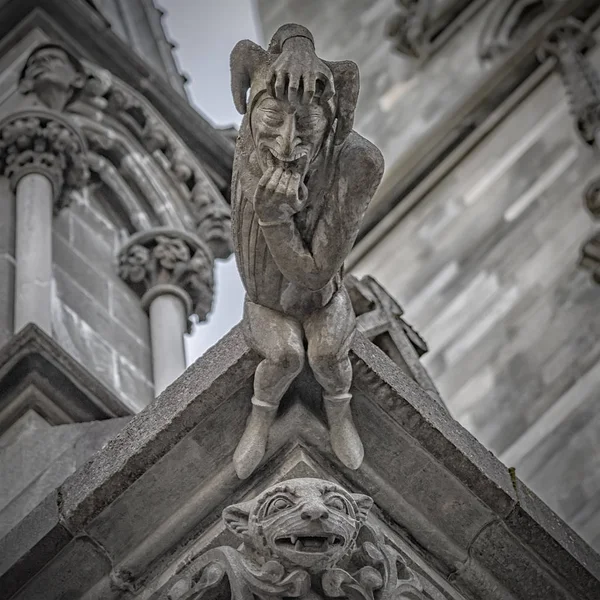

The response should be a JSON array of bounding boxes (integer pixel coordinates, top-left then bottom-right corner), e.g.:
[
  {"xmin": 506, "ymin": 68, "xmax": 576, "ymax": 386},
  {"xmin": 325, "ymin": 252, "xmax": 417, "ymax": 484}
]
[
  {"xmin": 229, "ymin": 24, "xmax": 385, "ymax": 478},
  {"xmin": 160, "ymin": 478, "xmax": 424, "ymax": 600}
]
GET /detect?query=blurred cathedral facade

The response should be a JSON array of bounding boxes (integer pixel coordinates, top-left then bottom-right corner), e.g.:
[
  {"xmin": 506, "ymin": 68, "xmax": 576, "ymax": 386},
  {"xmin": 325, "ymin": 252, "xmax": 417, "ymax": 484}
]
[
  {"xmin": 257, "ymin": 0, "xmax": 600, "ymax": 552},
  {"xmin": 1, "ymin": 0, "xmax": 600, "ymax": 598}
]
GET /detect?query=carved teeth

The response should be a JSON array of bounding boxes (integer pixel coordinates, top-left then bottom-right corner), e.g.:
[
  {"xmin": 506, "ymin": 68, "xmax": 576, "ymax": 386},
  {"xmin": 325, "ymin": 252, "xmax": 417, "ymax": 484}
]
[
  {"xmin": 295, "ymin": 539, "xmax": 302, "ymax": 551},
  {"xmin": 291, "ymin": 535, "xmax": 298, "ymax": 544}
]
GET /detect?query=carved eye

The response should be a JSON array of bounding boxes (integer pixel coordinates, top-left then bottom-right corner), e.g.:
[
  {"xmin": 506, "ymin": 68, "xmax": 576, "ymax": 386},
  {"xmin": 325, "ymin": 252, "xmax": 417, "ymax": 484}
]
[
  {"xmin": 325, "ymin": 495, "xmax": 348, "ymax": 514},
  {"xmin": 266, "ymin": 496, "xmax": 293, "ymax": 516}
]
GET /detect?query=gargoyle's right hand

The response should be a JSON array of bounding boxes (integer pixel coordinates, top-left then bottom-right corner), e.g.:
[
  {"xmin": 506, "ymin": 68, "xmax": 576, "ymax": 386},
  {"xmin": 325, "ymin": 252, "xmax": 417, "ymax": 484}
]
[
  {"xmin": 253, "ymin": 165, "xmax": 304, "ymax": 224},
  {"xmin": 267, "ymin": 36, "xmax": 334, "ymax": 105}
]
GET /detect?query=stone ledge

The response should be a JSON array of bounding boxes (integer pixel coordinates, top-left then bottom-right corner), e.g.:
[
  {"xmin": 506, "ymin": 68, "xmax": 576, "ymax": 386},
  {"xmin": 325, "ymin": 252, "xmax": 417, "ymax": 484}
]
[
  {"xmin": 0, "ymin": 324, "xmax": 132, "ymax": 436},
  {"xmin": 1, "ymin": 328, "xmax": 599, "ymax": 599}
]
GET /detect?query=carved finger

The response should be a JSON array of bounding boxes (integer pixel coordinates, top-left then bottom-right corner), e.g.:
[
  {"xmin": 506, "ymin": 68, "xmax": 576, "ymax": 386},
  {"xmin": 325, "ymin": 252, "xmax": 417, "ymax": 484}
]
[
  {"xmin": 273, "ymin": 71, "xmax": 286, "ymax": 100},
  {"xmin": 288, "ymin": 71, "xmax": 300, "ymax": 103},
  {"xmin": 256, "ymin": 165, "xmax": 276, "ymax": 194},
  {"xmin": 319, "ymin": 72, "xmax": 335, "ymax": 102},
  {"xmin": 302, "ymin": 75, "xmax": 315, "ymax": 104},
  {"xmin": 266, "ymin": 167, "xmax": 284, "ymax": 193},
  {"xmin": 275, "ymin": 170, "xmax": 292, "ymax": 198},
  {"xmin": 287, "ymin": 172, "xmax": 302, "ymax": 207}
]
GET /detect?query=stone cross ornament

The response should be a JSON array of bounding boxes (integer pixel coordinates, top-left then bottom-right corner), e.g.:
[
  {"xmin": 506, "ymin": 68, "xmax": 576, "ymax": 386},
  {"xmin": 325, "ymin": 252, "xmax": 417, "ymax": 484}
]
[
  {"xmin": 229, "ymin": 24, "xmax": 384, "ymax": 478},
  {"xmin": 160, "ymin": 478, "xmax": 424, "ymax": 600}
]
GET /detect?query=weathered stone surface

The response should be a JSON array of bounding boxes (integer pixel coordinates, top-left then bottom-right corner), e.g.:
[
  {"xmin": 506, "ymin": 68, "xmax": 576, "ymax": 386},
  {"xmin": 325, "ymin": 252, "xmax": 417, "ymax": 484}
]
[
  {"xmin": 2, "ymin": 328, "xmax": 598, "ymax": 599},
  {"xmin": 230, "ymin": 23, "xmax": 384, "ymax": 478},
  {"xmin": 0, "ymin": 255, "xmax": 14, "ymax": 348},
  {"xmin": 155, "ymin": 478, "xmax": 425, "ymax": 600}
]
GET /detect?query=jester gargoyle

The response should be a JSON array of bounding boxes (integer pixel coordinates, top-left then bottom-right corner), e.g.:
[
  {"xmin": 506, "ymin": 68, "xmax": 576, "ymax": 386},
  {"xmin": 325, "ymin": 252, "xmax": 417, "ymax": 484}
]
[
  {"xmin": 230, "ymin": 24, "xmax": 385, "ymax": 478},
  {"xmin": 160, "ymin": 478, "xmax": 424, "ymax": 600}
]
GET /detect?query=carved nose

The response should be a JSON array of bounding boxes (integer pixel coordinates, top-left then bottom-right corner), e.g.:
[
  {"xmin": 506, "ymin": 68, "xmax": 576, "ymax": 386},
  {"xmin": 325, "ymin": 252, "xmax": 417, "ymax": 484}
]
[
  {"xmin": 301, "ymin": 504, "xmax": 329, "ymax": 521},
  {"xmin": 277, "ymin": 116, "xmax": 300, "ymax": 156}
]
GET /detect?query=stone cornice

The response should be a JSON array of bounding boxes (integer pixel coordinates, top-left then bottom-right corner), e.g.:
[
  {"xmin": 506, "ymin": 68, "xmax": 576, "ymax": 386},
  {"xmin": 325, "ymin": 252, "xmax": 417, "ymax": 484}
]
[
  {"xmin": 0, "ymin": 323, "xmax": 132, "ymax": 437},
  {"xmin": 0, "ymin": 0, "xmax": 234, "ymax": 197}
]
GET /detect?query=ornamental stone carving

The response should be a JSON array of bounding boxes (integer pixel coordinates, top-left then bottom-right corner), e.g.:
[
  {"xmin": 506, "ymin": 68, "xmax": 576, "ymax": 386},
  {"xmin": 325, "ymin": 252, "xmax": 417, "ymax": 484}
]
[
  {"xmin": 159, "ymin": 478, "xmax": 424, "ymax": 600},
  {"xmin": 585, "ymin": 177, "xmax": 600, "ymax": 219},
  {"xmin": 0, "ymin": 110, "xmax": 89, "ymax": 210},
  {"xmin": 479, "ymin": 0, "xmax": 556, "ymax": 62},
  {"xmin": 18, "ymin": 43, "xmax": 86, "ymax": 111},
  {"xmin": 117, "ymin": 229, "xmax": 214, "ymax": 322},
  {"xmin": 229, "ymin": 24, "xmax": 384, "ymax": 478},
  {"xmin": 386, "ymin": 0, "xmax": 432, "ymax": 60},
  {"xmin": 538, "ymin": 19, "xmax": 600, "ymax": 147},
  {"xmin": 580, "ymin": 232, "xmax": 600, "ymax": 284}
]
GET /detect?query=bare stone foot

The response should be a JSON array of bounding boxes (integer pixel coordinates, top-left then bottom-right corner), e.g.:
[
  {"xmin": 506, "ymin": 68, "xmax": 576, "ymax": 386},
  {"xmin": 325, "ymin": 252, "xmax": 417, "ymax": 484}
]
[
  {"xmin": 233, "ymin": 401, "xmax": 277, "ymax": 479},
  {"xmin": 324, "ymin": 394, "xmax": 364, "ymax": 470}
]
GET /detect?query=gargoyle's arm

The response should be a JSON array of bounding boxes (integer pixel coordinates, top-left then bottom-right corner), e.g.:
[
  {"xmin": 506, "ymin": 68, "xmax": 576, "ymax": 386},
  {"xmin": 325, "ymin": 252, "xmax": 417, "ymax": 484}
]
[{"xmin": 260, "ymin": 140, "xmax": 384, "ymax": 291}]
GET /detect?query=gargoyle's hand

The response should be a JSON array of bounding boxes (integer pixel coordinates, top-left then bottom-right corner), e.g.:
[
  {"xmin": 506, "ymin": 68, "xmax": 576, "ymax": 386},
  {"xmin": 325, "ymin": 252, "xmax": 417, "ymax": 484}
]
[
  {"xmin": 254, "ymin": 165, "xmax": 305, "ymax": 224},
  {"xmin": 267, "ymin": 37, "xmax": 334, "ymax": 105}
]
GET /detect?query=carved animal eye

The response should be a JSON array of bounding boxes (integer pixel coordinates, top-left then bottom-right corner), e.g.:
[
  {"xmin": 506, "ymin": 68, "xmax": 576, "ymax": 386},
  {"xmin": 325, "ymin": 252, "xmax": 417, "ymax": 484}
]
[
  {"xmin": 266, "ymin": 496, "xmax": 293, "ymax": 515},
  {"xmin": 325, "ymin": 495, "xmax": 348, "ymax": 513}
]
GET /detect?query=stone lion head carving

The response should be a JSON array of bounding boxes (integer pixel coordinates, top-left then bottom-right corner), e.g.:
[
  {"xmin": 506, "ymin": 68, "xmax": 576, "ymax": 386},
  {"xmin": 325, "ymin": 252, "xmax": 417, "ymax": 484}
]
[{"xmin": 222, "ymin": 478, "xmax": 373, "ymax": 573}]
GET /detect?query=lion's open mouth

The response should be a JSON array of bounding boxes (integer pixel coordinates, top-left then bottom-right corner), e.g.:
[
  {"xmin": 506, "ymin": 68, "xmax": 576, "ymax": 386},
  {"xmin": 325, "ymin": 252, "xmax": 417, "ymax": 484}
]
[{"xmin": 275, "ymin": 534, "xmax": 345, "ymax": 553}]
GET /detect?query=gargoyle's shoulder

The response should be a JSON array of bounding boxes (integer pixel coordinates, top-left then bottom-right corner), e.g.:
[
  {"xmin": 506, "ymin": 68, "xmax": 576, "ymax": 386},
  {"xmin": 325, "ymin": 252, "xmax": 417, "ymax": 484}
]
[{"xmin": 339, "ymin": 131, "xmax": 385, "ymax": 181}]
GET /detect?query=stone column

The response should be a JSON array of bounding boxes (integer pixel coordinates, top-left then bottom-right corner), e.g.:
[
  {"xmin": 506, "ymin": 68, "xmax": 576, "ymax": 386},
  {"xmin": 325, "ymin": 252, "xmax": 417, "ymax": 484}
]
[
  {"xmin": 117, "ymin": 229, "xmax": 214, "ymax": 395},
  {"xmin": 0, "ymin": 109, "xmax": 89, "ymax": 334}
]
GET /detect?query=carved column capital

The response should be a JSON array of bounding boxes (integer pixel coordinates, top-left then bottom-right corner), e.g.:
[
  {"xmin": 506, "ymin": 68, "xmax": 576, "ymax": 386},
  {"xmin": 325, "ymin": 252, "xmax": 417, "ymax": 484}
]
[
  {"xmin": 0, "ymin": 109, "xmax": 89, "ymax": 211},
  {"xmin": 539, "ymin": 19, "xmax": 600, "ymax": 147},
  {"xmin": 117, "ymin": 228, "xmax": 215, "ymax": 322}
]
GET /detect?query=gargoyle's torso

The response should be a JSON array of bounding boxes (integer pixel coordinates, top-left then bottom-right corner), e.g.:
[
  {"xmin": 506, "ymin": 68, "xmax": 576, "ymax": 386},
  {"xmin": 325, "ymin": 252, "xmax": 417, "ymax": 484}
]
[{"xmin": 232, "ymin": 140, "xmax": 343, "ymax": 318}]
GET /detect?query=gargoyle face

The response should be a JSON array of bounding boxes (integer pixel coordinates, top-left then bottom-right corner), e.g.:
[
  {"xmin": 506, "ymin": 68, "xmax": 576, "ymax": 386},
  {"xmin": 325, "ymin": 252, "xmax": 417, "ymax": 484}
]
[
  {"xmin": 250, "ymin": 94, "xmax": 330, "ymax": 178},
  {"xmin": 223, "ymin": 478, "xmax": 373, "ymax": 573}
]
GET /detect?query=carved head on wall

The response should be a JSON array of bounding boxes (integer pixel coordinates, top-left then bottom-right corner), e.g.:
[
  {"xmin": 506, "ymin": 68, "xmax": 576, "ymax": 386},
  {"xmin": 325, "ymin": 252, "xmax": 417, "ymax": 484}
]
[
  {"xmin": 19, "ymin": 43, "xmax": 86, "ymax": 111},
  {"xmin": 223, "ymin": 478, "xmax": 373, "ymax": 572}
]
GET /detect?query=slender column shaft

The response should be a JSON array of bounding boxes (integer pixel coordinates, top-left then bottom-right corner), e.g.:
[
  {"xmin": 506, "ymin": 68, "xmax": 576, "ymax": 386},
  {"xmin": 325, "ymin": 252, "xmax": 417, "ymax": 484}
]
[
  {"xmin": 13, "ymin": 173, "xmax": 54, "ymax": 334},
  {"xmin": 149, "ymin": 292, "xmax": 187, "ymax": 396}
]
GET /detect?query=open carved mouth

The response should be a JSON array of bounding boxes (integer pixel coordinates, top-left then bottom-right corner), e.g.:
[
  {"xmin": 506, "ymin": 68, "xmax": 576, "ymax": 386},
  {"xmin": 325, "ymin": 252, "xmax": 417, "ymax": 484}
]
[
  {"xmin": 267, "ymin": 148, "xmax": 308, "ymax": 171},
  {"xmin": 275, "ymin": 534, "xmax": 345, "ymax": 553}
]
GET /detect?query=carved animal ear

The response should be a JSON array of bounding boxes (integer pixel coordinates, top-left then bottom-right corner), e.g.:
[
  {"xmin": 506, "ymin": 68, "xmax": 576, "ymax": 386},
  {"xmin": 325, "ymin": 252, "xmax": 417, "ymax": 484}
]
[
  {"xmin": 328, "ymin": 60, "xmax": 359, "ymax": 145},
  {"xmin": 230, "ymin": 39, "xmax": 269, "ymax": 114},
  {"xmin": 353, "ymin": 494, "xmax": 373, "ymax": 525},
  {"xmin": 222, "ymin": 500, "xmax": 253, "ymax": 538}
]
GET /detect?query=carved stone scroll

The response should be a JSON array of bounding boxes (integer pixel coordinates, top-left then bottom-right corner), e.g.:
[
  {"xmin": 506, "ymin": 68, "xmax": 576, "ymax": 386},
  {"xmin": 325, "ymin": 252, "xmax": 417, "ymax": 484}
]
[
  {"xmin": 158, "ymin": 478, "xmax": 424, "ymax": 600},
  {"xmin": 229, "ymin": 24, "xmax": 384, "ymax": 478},
  {"xmin": 117, "ymin": 228, "xmax": 214, "ymax": 322}
]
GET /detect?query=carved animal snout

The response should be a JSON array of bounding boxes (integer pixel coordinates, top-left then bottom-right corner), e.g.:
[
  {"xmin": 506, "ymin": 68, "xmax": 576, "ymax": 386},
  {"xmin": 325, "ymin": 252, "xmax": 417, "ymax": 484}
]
[{"xmin": 300, "ymin": 503, "xmax": 329, "ymax": 521}]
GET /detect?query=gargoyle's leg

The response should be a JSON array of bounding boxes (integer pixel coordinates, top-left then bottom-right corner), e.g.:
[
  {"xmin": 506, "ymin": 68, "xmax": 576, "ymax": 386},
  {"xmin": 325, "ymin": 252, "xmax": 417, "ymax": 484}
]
[
  {"xmin": 234, "ymin": 299, "xmax": 305, "ymax": 479},
  {"xmin": 304, "ymin": 289, "xmax": 364, "ymax": 470}
]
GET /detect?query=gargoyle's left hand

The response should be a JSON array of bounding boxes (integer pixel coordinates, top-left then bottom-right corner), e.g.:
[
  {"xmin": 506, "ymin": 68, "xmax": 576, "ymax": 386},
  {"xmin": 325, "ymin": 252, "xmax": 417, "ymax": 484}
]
[
  {"xmin": 254, "ymin": 165, "xmax": 305, "ymax": 224},
  {"xmin": 267, "ymin": 36, "xmax": 334, "ymax": 105}
]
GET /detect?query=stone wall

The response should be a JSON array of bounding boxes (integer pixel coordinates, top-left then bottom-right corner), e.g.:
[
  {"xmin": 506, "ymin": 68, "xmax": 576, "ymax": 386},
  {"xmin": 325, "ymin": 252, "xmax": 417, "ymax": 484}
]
[
  {"xmin": 52, "ymin": 189, "xmax": 154, "ymax": 411},
  {"xmin": 352, "ymin": 47, "xmax": 600, "ymax": 550},
  {"xmin": 0, "ymin": 32, "xmax": 154, "ymax": 411},
  {"xmin": 256, "ymin": 0, "xmax": 600, "ymax": 552}
]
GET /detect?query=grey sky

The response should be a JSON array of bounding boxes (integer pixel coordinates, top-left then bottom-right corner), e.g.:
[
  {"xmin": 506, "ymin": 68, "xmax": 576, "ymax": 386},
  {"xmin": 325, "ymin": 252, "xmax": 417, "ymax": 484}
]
[{"xmin": 160, "ymin": 0, "xmax": 261, "ymax": 362}]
